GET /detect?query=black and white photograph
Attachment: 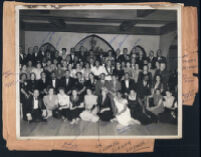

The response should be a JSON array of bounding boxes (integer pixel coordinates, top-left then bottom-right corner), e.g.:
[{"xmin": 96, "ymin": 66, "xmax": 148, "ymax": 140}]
[{"xmin": 16, "ymin": 5, "xmax": 182, "ymax": 139}]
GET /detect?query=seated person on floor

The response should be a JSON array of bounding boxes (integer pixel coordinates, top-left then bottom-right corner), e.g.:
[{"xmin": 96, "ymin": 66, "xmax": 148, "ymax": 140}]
[
  {"xmin": 146, "ymin": 88, "xmax": 164, "ymax": 116},
  {"xmin": 80, "ymin": 88, "xmax": 99, "ymax": 122},
  {"xmin": 113, "ymin": 91, "xmax": 141, "ymax": 127},
  {"xmin": 69, "ymin": 89, "xmax": 85, "ymax": 124},
  {"xmin": 158, "ymin": 90, "xmax": 178, "ymax": 124},
  {"xmin": 97, "ymin": 87, "xmax": 114, "ymax": 122},
  {"xmin": 26, "ymin": 89, "xmax": 47, "ymax": 122},
  {"xmin": 57, "ymin": 87, "xmax": 71, "ymax": 121},
  {"xmin": 127, "ymin": 89, "xmax": 154, "ymax": 125},
  {"xmin": 43, "ymin": 87, "xmax": 59, "ymax": 119}
]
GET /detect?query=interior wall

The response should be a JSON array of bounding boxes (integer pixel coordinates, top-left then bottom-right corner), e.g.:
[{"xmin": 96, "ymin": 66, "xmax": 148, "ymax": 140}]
[
  {"xmin": 24, "ymin": 31, "xmax": 161, "ymax": 56},
  {"xmin": 159, "ymin": 31, "xmax": 177, "ymax": 57},
  {"xmin": 23, "ymin": 31, "xmax": 177, "ymax": 57}
]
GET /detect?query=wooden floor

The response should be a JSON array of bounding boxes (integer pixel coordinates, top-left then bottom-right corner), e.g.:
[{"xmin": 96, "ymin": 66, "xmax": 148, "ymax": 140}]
[{"xmin": 20, "ymin": 117, "xmax": 178, "ymax": 137}]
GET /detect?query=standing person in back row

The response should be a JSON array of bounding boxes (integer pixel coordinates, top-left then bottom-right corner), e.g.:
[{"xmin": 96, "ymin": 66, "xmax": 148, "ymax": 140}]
[
  {"xmin": 156, "ymin": 49, "xmax": 167, "ymax": 64},
  {"xmin": 117, "ymin": 48, "xmax": 130, "ymax": 63}
]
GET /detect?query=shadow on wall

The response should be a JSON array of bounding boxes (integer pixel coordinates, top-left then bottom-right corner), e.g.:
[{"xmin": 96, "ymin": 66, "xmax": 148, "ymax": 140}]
[{"xmin": 167, "ymin": 35, "xmax": 178, "ymax": 72}]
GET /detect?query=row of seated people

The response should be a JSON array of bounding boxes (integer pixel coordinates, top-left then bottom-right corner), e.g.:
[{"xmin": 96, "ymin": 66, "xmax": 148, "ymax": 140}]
[{"xmin": 20, "ymin": 72, "xmax": 177, "ymax": 126}]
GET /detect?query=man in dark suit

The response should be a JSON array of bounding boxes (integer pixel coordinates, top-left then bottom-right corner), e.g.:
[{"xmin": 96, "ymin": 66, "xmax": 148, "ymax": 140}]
[
  {"xmin": 60, "ymin": 70, "xmax": 75, "ymax": 95},
  {"xmin": 156, "ymin": 49, "xmax": 167, "ymax": 63},
  {"xmin": 26, "ymin": 89, "xmax": 47, "ymax": 122},
  {"xmin": 32, "ymin": 46, "xmax": 42, "ymax": 65},
  {"xmin": 121, "ymin": 72, "xmax": 137, "ymax": 97},
  {"xmin": 69, "ymin": 48, "xmax": 76, "ymax": 62},
  {"xmin": 38, "ymin": 46, "xmax": 46, "ymax": 61},
  {"xmin": 147, "ymin": 50, "xmax": 157, "ymax": 69},
  {"xmin": 19, "ymin": 46, "xmax": 29, "ymax": 65},
  {"xmin": 117, "ymin": 48, "xmax": 130, "ymax": 63},
  {"xmin": 48, "ymin": 72, "xmax": 60, "ymax": 93}
]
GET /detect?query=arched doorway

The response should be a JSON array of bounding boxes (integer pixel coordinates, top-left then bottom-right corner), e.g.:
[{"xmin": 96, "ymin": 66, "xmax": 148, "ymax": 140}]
[
  {"xmin": 74, "ymin": 34, "xmax": 115, "ymax": 56},
  {"xmin": 39, "ymin": 42, "xmax": 57, "ymax": 53}
]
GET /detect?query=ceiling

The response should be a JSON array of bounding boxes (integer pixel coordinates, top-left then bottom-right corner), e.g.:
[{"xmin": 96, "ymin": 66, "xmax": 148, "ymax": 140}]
[{"xmin": 20, "ymin": 10, "xmax": 177, "ymax": 35}]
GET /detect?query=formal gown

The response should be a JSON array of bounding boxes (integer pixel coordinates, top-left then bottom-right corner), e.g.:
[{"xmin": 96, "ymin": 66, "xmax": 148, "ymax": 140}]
[
  {"xmin": 80, "ymin": 95, "xmax": 99, "ymax": 122},
  {"xmin": 70, "ymin": 96, "xmax": 84, "ymax": 120},
  {"xmin": 97, "ymin": 94, "xmax": 114, "ymax": 121},
  {"xmin": 114, "ymin": 98, "xmax": 140, "ymax": 126},
  {"xmin": 128, "ymin": 96, "xmax": 154, "ymax": 125},
  {"xmin": 43, "ymin": 95, "xmax": 58, "ymax": 118}
]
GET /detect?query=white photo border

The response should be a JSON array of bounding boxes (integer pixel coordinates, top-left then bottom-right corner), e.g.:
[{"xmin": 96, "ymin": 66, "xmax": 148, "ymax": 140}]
[{"xmin": 15, "ymin": 4, "xmax": 183, "ymax": 140}]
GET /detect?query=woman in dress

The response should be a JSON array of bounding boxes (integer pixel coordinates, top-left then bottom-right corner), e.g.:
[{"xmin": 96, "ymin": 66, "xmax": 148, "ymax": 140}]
[
  {"xmin": 26, "ymin": 60, "xmax": 34, "ymax": 79},
  {"xmin": 27, "ymin": 72, "xmax": 38, "ymax": 96},
  {"xmin": 20, "ymin": 64, "xmax": 29, "ymax": 79},
  {"xmin": 70, "ymin": 89, "xmax": 85, "ymax": 124},
  {"xmin": 128, "ymin": 89, "xmax": 154, "ymax": 125},
  {"xmin": 20, "ymin": 73, "xmax": 30, "ymax": 120},
  {"xmin": 113, "ymin": 62, "xmax": 124, "ymax": 81},
  {"xmin": 80, "ymin": 88, "xmax": 99, "ymax": 122},
  {"xmin": 45, "ymin": 60, "xmax": 54, "ymax": 73},
  {"xmin": 31, "ymin": 62, "xmax": 43, "ymax": 80},
  {"xmin": 123, "ymin": 62, "xmax": 132, "ymax": 78},
  {"xmin": 113, "ymin": 91, "xmax": 140, "ymax": 127},
  {"xmin": 61, "ymin": 60, "xmax": 68, "ymax": 72},
  {"xmin": 57, "ymin": 87, "xmax": 71, "ymax": 121},
  {"xmin": 43, "ymin": 87, "xmax": 59, "ymax": 118},
  {"xmin": 84, "ymin": 72, "xmax": 97, "ymax": 93},
  {"xmin": 152, "ymin": 74, "xmax": 164, "ymax": 94},
  {"xmin": 158, "ymin": 90, "xmax": 177, "ymax": 124},
  {"xmin": 54, "ymin": 63, "xmax": 64, "ymax": 80},
  {"xmin": 83, "ymin": 62, "xmax": 91, "ymax": 81},
  {"xmin": 146, "ymin": 88, "xmax": 164, "ymax": 115},
  {"xmin": 74, "ymin": 72, "xmax": 86, "ymax": 100},
  {"xmin": 71, "ymin": 63, "xmax": 84, "ymax": 78},
  {"xmin": 105, "ymin": 50, "xmax": 115, "ymax": 65},
  {"xmin": 97, "ymin": 87, "xmax": 114, "ymax": 121}
]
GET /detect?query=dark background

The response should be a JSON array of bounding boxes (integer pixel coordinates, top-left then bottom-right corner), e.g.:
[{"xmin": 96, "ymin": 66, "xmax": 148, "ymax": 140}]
[{"xmin": 0, "ymin": 0, "xmax": 200, "ymax": 156}]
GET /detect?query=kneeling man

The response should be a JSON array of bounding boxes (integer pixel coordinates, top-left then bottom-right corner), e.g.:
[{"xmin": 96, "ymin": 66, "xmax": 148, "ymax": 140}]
[{"xmin": 26, "ymin": 89, "xmax": 47, "ymax": 122}]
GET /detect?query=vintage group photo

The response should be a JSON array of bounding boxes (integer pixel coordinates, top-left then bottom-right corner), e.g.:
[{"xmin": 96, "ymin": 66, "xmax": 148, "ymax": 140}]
[{"xmin": 18, "ymin": 7, "xmax": 181, "ymax": 138}]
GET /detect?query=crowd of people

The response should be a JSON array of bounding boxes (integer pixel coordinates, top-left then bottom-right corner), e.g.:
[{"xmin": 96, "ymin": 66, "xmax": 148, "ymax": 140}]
[{"xmin": 19, "ymin": 42, "xmax": 178, "ymax": 127}]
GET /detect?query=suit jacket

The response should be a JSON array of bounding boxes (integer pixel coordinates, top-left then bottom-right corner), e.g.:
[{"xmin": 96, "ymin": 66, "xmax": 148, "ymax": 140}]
[
  {"xmin": 32, "ymin": 53, "xmax": 43, "ymax": 65},
  {"xmin": 48, "ymin": 78, "xmax": 60, "ymax": 92},
  {"xmin": 147, "ymin": 57, "xmax": 157, "ymax": 69},
  {"xmin": 117, "ymin": 54, "xmax": 130, "ymax": 62},
  {"xmin": 20, "ymin": 53, "xmax": 28, "ymax": 65},
  {"xmin": 121, "ymin": 79, "xmax": 137, "ymax": 94},
  {"xmin": 97, "ymin": 94, "xmax": 112, "ymax": 110},
  {"xmin": 60, "ymin": 77, "xmax": 75, "ymax": 93},
  {"xmin": 38, "ymin": 79, "xmax": 49, "ymax": 92},
  {"xmin": 27, "ymin": 96, "xmax": 46, "ymax": 113}
]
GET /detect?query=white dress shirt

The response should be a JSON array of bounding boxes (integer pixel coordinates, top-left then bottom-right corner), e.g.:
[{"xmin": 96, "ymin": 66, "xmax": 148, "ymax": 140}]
[
  {"xmin": 33, "ymin": 98, "xmax": 39, "ymax": 109},
  {"xmin": 57, "ymin": 94, "xmax": 70, "ymax": 107},
  {"xmin": 91, "ymin": 66, "xmax": 107, "ymax": 76},
  {"xmin": 125, "ymin": 80, "xmax": 129, "ymax": 88},
  {"xmin": 52, "ymin": 80, "xmax": 56, "ymax": 88}
]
